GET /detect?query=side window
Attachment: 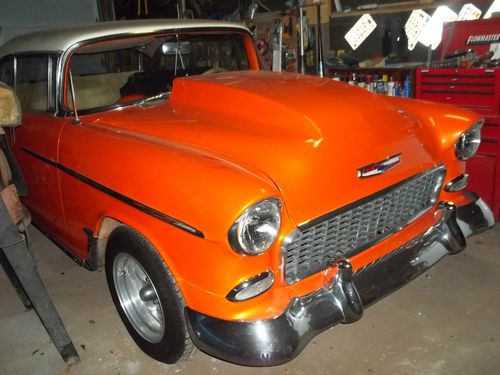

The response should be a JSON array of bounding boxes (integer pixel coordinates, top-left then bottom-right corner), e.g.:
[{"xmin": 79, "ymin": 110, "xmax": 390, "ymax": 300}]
[
  {"xmin": 15, "ymin": 55, "xmax": 51, "ymax": 112},
  {"xmin": 0, "ymin": 57, "xmax": 14, "ymax": 87}
]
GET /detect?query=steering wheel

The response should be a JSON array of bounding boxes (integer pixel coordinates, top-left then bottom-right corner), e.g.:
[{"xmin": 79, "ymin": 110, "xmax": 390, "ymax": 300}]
[{"xmin": 202, "ymin": 67, "xmax": 227, "ymax": 75}]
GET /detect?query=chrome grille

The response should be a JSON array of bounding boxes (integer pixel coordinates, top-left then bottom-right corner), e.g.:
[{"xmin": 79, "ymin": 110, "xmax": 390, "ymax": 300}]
[{"xmin": 283, "ymin": 166, "xmax": 445, "ymax": 284}]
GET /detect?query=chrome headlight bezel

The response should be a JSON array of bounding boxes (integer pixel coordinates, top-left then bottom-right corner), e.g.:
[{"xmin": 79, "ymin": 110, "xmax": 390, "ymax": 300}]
[
  {"xmin": 228, "ymin": 197, "xmax": 282, "ymax": 256},
  {"xmin": 455, "ymin": 120, "xmax": 483, "ymax": 161}
]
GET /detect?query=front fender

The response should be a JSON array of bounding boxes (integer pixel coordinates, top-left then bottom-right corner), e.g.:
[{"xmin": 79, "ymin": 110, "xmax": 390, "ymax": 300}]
[
  {"xmin": 59, "ymin": 119, "xmax": 281, "ymax": 242},
  {"xmin": 383, "ymin": 96, "xmax": 482, "ymax": 154}
]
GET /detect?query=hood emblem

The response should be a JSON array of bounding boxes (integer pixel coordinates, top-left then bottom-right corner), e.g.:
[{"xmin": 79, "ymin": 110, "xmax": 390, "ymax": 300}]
[{"xmin": 358, "ymin": 154, "xmax": 401, "ymax": 178}]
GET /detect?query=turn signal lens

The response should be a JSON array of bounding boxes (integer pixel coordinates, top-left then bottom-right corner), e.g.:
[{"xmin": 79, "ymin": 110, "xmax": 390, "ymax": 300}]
[
  {"xmin": 226, "ymin": 271, "xmax": 274, "ymax": 302},
  {"xmin": 445, "ymin": 174, "xmax": 469, "ymax": 192}
]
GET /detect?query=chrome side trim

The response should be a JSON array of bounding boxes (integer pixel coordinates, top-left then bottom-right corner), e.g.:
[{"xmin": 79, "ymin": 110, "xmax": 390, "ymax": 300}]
[
  {"xmin": 185, "ymin": 198, "xmax": 493, "ymax": 366},
  {"xmin": 21, "ymin": 147, "xmax": 205, "ymax": 238}
]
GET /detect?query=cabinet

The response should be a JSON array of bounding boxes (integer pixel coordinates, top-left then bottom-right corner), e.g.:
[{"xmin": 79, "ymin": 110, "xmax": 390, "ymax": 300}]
[{"xmin": 416, "ymin": 68, "xmax": 500, "ymax": 221}]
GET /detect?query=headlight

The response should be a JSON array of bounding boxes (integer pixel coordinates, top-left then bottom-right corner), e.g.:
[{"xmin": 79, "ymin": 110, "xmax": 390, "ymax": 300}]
[
  {"xmin": 228, "ymin": 198, "xmax": 281, "ymax": 255},
  {"xmin": 455, "ymin": 120, "xmax": 483, "ymax": 160}
]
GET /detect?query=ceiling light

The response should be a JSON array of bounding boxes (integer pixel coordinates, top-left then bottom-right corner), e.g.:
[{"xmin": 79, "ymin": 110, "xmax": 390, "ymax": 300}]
[{"xmin": 419, "ymin": 6, "xmax": 457, "ymax": 50}]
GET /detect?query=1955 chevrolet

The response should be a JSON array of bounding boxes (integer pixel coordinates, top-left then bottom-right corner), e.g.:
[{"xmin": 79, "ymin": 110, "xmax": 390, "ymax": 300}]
[{"xmin": 0, "ymin": 20, "xmax": 494, "ymax": 366}]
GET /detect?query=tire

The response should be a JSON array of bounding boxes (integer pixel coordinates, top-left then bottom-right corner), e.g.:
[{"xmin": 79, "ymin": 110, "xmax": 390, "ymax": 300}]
[{"xmin": 105, "ymin": 226, "xmax": 196, "ymax": 363}]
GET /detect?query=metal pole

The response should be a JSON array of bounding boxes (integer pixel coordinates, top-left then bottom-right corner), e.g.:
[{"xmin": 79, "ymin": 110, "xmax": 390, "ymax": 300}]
[
  {"xmin": 426, "ymin": 45, "xmax": 432, "ymax": 67},
  {"xmin": 0, "ymin": 199, "xmax": 80, "ymax": 365},
  {"xmin": 0, "ymin": 248, "xmax": 32, "ymax": 309},
  {"xmin": 299, "ymin": 6, "xmax": 305, "ymax": 74},
  {"xmin": 315, "ymin": 1, "xmax": 325, "ymax": 77},
  {"xmin": 179, "ymin": 0, "xmax": 186, "ymax": 18}
]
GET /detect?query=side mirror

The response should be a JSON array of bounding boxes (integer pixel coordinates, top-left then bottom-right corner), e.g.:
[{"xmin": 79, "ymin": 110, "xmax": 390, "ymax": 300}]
[{"xmin": 0, "ymin": 82, "xmax": 21, "ymax": 128}]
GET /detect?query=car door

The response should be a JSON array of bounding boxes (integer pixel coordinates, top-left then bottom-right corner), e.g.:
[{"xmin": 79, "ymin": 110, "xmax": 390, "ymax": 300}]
[{"xmin": 9, "ymin": 54, "xmax": 68, "ymax": 238}]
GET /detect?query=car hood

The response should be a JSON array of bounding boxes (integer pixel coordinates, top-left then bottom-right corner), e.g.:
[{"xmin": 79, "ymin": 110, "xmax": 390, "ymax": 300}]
[{"xmin": 91, "ymin": 71, "xmax": 441, "ymax": 226}]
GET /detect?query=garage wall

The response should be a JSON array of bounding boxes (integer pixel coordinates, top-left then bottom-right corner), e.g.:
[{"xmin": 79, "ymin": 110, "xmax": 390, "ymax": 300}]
[{"xmin": 0, "ymin": 0, "xmax": 99, "ymax": 45}]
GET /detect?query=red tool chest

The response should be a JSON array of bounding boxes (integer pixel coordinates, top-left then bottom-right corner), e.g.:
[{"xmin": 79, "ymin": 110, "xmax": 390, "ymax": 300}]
[{"xmin": 416, "ymin": 68, "xmax": 500, "ymax": 221}]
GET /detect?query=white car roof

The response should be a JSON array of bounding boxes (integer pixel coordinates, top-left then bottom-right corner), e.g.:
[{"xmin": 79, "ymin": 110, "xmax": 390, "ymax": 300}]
[{"xmin": 0, "ymin": 19, "xmax": 249, "ymax": 58}]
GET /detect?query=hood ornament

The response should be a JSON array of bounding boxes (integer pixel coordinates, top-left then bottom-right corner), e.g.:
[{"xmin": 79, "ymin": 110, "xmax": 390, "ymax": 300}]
[{"xmin": 358, "ymin": 154, "xmax": 401, "ymax": 178}]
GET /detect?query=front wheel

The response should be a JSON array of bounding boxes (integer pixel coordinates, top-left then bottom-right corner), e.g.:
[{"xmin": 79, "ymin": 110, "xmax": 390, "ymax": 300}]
[{"xmin": 105, "ymin": 226, "xmax": 195, "ymax": 363}]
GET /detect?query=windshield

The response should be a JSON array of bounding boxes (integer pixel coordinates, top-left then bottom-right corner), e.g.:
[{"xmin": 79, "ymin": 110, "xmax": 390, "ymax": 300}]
[{"xmin": 67, "ymin": 32, "xmax": 253, "ymax": 112}]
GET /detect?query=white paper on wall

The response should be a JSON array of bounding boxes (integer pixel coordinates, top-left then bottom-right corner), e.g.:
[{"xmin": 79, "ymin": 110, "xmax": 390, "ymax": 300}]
[
  {"xmin": 344, "ymin": 14, "xmax": 377, "ymax": 50},
  {"xmin": 405, "ymin": 10, "xmax": 431, "ymax": 51},
  {"xmin": 458, "ymin": 4, "xmax": 482, "ymax": 20}
]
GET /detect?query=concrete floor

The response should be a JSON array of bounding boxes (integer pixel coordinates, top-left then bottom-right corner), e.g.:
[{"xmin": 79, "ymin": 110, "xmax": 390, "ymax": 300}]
[{"xmin": 1, "ymin": 224, "xmax": 499, "ymax": 375}]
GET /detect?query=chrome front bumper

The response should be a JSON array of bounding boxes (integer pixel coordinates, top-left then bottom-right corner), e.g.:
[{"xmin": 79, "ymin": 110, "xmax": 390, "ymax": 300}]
[{"xmin": 185, "ymin": 196, "xmax": 494, "ymax": 367}]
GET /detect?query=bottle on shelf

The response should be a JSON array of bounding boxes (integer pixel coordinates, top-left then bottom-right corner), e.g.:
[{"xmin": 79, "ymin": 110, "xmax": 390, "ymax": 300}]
[
  {"xmin": 393, "ymin": 80, "xmax": 401, "ymax": 96},
  {"xmin": 358, "ymin": 74, "xmax": 366, "ymax": 89},
  {"xmin": 382, "ymin": 74, "xmax": 389, "ymax": 95},
  {"xmin": 366, "ymin": 75, "xmax": 373, "ymax": 92},
  {"xmin": 348, "ymin": 73, "xmax": 357, "ymax": 86},
  {"xmin": 403, "ymin": 75, "xmax": 411, "ymax": 98},
  {"xmin": 387, "ymin": 76, "xmax": 394, "ymax": 96}
]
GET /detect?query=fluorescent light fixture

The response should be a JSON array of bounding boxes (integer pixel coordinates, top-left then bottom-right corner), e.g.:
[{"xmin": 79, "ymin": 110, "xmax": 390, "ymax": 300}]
[
  {"xmin": 484, "ymin": 0, "xmax": 500, "ymax": 18},
  {"xmin": 458, "ymin": 4, "xmax": 482, "ymax": 20},
  {"xmin": 419, "ymin": 6, "xmax": 457, "ymax": 50},
  {"xmin": 405, "ymin": 9, "xmax": 431, "ymax": 51},
  {"xmin": 344, "ymin": 14, "xmax": 377, "ymax": 50}
]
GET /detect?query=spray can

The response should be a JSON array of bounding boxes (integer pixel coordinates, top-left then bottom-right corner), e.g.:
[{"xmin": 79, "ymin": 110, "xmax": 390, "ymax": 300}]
[
  {"xmin": 382, "ymin": 74, "xmax": 389, "ymax": 95},
  {"xmin": 394, "ymin": 81, "xmax": 401, "ymax": 96},
  {"xmin": 403, "ymin": 75, "xmax": 411, "ymax": 98}
]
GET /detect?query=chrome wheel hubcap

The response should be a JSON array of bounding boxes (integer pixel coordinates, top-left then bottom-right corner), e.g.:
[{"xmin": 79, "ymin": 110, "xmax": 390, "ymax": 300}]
[{"xmin": 113, "ymin": 253, "xmax": 165, "ymax": 343}]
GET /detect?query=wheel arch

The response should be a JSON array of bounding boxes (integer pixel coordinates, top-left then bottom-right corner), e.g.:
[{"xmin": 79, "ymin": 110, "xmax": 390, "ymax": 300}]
[
  {"xmin": 92, "ymin": 214, "xmax": 185, "ymax": 282},
  {"xmin": 93, "ymin": 216, "xmax": 123, "ymax": 268}
]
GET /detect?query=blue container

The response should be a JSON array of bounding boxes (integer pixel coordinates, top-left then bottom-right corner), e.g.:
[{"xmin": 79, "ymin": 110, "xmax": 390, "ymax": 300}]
[{"xmin": 403, "ymin": 76, "xmax": 411, "ymax": 98}]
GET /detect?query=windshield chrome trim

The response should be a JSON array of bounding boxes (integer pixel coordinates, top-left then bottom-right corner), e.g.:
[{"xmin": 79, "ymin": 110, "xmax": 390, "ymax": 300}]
[{"xmin": 57, "ymin": 27, "xmax": 257, "ymax": 116}]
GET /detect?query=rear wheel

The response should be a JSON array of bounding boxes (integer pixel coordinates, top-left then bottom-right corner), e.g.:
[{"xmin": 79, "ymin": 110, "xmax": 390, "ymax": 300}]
[{"xmin": 105, "ymin": 226, "xmax": 195, "ymax": 363}]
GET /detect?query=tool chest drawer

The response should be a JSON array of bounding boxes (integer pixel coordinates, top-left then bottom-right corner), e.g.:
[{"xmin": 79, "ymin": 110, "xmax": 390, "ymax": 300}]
[
  {"xmin": 416, "ymin": 68, "xmax": 500, "ymax": 221},
  {"xmin": 420, "ymin": 92, "xmax": 497, "ymax": 113}
]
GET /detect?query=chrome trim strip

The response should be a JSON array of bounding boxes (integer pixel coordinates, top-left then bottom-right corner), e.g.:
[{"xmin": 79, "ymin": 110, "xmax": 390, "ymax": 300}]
[
  {"xmin": 21, "ymin": 147, "xmax": 205, "ymax": 238},
  {"xmin": 47, "ymin": 55, "xmax": 52, "ymax": 111},
  {"xmin": 13, "ymin": 56, "xmax": 17, "ymax": 91}
]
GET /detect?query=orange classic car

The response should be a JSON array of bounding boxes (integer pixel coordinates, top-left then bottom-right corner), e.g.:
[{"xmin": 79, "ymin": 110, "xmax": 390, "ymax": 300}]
[{"xmin": 0, "ymin": 19, "xmax": 495, "ymax": 366}]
